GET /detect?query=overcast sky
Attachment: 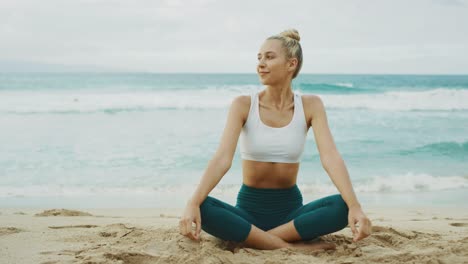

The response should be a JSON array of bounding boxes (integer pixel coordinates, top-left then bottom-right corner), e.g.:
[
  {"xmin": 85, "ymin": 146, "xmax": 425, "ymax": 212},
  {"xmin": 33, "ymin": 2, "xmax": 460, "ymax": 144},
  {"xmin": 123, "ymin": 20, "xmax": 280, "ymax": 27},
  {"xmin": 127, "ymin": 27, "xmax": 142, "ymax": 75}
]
[{"xmin": 1, "ymin": 0, "xmax": 467, "ymax": 74}]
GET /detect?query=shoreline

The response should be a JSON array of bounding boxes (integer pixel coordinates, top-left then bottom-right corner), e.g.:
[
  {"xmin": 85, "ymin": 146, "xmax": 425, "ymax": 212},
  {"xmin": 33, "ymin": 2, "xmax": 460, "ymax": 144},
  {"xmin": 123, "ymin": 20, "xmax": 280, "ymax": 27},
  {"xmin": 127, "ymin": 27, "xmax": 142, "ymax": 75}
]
[{"xmin": 1, "ymin": 187, "xmax": 467, "ymax": 209}]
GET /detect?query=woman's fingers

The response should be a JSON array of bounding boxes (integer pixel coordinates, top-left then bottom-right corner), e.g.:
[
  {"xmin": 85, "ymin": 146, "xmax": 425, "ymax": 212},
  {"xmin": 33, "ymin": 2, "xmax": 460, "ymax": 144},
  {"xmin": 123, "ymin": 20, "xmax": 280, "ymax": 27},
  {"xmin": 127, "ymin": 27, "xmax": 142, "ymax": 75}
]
[
  {"xmin": 179, "ymin": 218, "xmax": 193, "ymax": 239},
  {"xmin": 178, "ymin": 204, "xmax": 202, "ymax": 241},
  {"xmin": 180, "ymin": 218, "xmax": 199, "ymax": 240},
  {"xmin": 363, "ymin": 218, "xmax": 372, "ymax": 237},
  {"xmin": 189, "ymin": 221, "xmax": 198, "ymax": 240},
  {"xmin": 348, "ymin": 217, "xmax": 358, "ymax": 238},
  {"xmin": 354, "ymin": 218, "xmax": 372, "ymax": 242},
  {"xmin": 196, "ymin": 217, "xmax": 202, "ymax": 238}
]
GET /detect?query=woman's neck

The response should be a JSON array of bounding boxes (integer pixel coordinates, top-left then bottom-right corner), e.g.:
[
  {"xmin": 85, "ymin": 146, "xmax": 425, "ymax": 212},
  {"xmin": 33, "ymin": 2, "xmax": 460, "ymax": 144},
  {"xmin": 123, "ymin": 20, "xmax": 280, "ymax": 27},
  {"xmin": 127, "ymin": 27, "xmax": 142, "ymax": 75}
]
[{"xmin": 263, "ymin": 84, "xmax": 294, "ymax": 110}]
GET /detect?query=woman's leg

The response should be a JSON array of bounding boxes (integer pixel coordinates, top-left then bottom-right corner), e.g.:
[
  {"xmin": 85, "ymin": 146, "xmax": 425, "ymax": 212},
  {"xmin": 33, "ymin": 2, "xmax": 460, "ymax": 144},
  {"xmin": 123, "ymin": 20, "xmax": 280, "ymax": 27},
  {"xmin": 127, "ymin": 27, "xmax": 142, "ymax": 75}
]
[
  {"xmin": 200, "ymin": 195, "xmax": 340, "ymax": 250},
  {"xmin": 288, "ymin": 193, "xmax": 349, "ymax": 241},
  {"xmin": 199, "ymin": 196, "xmax": 257, "ymax": 243},
  {"xmin": 244, "ymin": 225, "xmax": 336, "ymax": 251},
  {"xmin": 266, "ymin": 220, "xmax": 302, "ymax": 242},
  {"xmin": 242, "ymin": 225, "xmax": 291, "ymax": 250},
  {"xmin": 200, "ymin": 196, "xmax": 292, "ymax": 250},
  {"xmin": 268, "ymin": 194, "xmax": 349, "ymax": 242}
]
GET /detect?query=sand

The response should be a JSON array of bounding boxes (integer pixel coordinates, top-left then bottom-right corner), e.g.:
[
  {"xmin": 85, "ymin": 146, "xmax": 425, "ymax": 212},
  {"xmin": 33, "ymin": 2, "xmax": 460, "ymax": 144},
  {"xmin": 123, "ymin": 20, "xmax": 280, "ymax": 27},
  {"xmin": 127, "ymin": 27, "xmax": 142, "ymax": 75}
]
[{"xmin": 0, "ymin": 206, "xmax": 467, "ymax": 264}]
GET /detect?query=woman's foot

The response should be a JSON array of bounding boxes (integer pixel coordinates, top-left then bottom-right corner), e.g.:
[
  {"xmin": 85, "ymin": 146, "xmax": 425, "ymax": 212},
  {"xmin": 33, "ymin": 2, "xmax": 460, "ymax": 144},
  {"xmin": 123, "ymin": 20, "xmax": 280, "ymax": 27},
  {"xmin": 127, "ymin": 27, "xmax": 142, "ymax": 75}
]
[{"xmin": 288, "ymin": 240, "xmax": 336, "ymax": 251}]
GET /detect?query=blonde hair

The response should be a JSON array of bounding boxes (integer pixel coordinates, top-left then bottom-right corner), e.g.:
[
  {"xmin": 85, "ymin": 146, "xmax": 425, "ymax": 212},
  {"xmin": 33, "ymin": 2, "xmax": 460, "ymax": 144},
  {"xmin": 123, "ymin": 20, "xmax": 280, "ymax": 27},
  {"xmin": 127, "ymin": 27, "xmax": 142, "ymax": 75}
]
[{"xmin": 267, "ymin": 29, "xmax": 303, "ymax": 79}]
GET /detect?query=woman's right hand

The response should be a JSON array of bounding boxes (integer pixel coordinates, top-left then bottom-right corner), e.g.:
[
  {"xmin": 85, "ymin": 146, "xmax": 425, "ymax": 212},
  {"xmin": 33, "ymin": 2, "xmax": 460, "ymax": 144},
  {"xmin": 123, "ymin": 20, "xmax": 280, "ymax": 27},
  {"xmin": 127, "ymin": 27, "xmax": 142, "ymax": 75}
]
[{"xmin": 179, "ymin": 201, "xmax": 202, "ymax": 241}]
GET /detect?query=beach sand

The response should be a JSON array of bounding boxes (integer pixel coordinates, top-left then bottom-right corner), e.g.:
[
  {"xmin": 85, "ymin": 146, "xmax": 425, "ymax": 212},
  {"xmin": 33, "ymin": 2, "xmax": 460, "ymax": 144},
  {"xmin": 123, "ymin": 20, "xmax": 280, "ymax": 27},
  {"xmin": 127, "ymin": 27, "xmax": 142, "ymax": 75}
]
[{"xmin": 1, "ymin": 206, "xmax": 467, "ymax": 264}]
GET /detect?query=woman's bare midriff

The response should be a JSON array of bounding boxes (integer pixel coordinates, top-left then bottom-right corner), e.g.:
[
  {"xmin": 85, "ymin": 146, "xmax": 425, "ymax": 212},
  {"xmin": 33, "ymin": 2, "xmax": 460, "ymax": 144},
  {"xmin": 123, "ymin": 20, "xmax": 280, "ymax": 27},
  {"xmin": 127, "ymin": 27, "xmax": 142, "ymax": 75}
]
[{"xmin": 242, "ymin": 159, "xmax": 299, "ymax": 189}]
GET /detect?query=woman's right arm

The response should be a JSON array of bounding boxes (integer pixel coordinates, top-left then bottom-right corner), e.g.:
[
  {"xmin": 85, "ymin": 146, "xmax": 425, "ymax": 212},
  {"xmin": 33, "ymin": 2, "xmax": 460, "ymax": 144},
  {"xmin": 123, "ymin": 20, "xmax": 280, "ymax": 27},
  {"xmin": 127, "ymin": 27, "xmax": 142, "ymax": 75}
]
[{"xmin": 179, "ymin": 95, "xmax": 249, "ymax": 241}]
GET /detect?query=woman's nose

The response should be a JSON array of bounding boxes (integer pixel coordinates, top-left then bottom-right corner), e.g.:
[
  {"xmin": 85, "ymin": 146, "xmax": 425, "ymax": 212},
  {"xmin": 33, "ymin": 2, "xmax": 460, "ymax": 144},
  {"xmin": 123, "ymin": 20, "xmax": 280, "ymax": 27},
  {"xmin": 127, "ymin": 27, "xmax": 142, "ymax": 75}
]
[{"xmin": 258, "ymin": 59, "xmax": 266, "ymax": 67}]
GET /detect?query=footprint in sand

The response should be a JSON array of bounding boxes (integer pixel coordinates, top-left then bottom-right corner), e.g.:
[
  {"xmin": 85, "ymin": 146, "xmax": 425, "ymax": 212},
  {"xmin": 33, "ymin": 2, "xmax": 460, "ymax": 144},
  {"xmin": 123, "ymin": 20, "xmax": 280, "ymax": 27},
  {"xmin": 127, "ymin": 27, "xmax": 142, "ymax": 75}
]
[
  {"xmin": 450, "ymin": 223, "xmax": 468, "ymax": 227},
  {"xmin": 159, "ymin": 214, "xmax": 180, "ymax": 219},
  {"xmin": 0, "ymin": 227, "xmax": 24, "ymax": 236},
  {"xmin": 35, "ymin": 209, "xmax": 93, "ymax": 217},
  {"xmin": 14, "ymin": 211, "xmax": 27, "ymax": 215},
  {"xmin": 48, "ymin": 225, "xmax": 99, "ymax": 229},
  {"xmin": 103, "ymin": 252, "xmax": 160, "ymax": 263},
  {"xmin": 95, "ymin": 223, "xmax": 141, "ymax": 239},
  {"xmin": 372, "ymin": 225, "xmax": 418, "ymax": 239}
]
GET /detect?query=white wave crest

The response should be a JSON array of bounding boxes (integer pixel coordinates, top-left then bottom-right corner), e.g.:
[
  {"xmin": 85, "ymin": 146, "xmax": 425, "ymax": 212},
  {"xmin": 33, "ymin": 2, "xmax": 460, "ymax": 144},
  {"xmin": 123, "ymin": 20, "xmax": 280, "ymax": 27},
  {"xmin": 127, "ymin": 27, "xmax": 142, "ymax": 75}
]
[
  {"xmin": 322, "ymin": 88, "xmax": 468, "ymax": 111},
  {"xmin": 1, "ymin": 172, "xmax": 466, "ymax": 198},
  {"xmin": 0, "ymin": 88, "xmax": 466, "ymax": 113}
]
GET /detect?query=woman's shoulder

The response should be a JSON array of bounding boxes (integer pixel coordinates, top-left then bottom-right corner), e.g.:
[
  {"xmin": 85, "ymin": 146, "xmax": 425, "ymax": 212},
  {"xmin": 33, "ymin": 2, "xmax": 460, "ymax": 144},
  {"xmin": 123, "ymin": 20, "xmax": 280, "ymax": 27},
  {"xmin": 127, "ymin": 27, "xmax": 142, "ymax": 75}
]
[
  {"xmin": 232, "ymin": 94, "xmax": 252, "ymax": 109},
  {"xmin": 299, "ymin": 93, "xmax": 326, "ymax": 126},
  {"xmin": 300, "ymin": 93, "xmax": 324, "ymax": 108},
  {"xmin": 230, "ymin": 94, "xmax": 253, "ymax": 124}
]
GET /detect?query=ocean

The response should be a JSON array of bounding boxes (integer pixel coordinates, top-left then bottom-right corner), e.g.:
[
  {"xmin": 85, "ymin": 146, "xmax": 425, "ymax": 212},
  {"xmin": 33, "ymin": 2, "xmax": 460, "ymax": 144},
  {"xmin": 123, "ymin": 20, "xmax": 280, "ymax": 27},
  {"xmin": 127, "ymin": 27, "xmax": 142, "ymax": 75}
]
[{"xmin": 0, "ymin": 73, "xmax": 467, "ymax": 208}]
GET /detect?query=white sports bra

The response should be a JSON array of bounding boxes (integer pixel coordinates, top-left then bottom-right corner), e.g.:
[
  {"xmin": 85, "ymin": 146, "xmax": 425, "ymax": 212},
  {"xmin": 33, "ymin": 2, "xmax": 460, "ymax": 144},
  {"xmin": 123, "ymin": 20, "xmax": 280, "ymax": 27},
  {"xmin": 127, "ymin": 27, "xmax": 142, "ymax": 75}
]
[{"xmin": 239, "ymin": 90, "xmax": 309, "ymax": 163}]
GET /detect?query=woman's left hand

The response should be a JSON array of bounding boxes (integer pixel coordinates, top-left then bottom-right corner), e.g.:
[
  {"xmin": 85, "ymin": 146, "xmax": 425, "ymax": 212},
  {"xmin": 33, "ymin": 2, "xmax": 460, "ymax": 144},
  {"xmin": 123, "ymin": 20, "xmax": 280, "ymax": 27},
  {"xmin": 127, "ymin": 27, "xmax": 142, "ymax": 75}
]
[{"xmin": 348, "ymin": 204, "xmax": 372, "ymax": 242}]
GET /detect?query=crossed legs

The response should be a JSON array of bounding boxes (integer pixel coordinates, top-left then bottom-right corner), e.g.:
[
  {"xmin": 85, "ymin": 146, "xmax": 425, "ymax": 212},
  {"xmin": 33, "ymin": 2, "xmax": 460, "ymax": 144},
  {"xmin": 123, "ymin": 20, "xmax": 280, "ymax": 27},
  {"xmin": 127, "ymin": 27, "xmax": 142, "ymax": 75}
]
[
  {"xmin": 200, "ymin": 194, "xmax": 349, "ymax": 250},
  {"xmin": 243, "ymin": 221, "xmax": 337, "ymax": 251}
]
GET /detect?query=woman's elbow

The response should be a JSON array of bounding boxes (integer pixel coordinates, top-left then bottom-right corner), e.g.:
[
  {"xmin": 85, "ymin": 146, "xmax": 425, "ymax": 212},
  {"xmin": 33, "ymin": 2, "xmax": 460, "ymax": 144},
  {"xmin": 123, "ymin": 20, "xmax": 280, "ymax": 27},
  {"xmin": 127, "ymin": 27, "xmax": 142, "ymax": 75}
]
[
  {"xmin": 321, "ymin": 154, "xmax": 343, "ymax": 169},
  {"xmin": 212, "ymin": 155, "xmax": 232, "ymax": 170}
]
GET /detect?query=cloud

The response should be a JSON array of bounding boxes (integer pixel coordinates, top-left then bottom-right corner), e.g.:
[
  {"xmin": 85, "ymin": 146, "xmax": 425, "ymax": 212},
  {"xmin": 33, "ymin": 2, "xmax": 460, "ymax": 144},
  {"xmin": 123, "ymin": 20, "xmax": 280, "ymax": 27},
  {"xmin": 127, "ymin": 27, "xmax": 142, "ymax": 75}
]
[
  {"xmin": 432, "ymin": 0, "xmax": 468, "ymax": 6},
  {"xmin": 0, "ymin": 0, "xmax": 467, "ymax": 73}
]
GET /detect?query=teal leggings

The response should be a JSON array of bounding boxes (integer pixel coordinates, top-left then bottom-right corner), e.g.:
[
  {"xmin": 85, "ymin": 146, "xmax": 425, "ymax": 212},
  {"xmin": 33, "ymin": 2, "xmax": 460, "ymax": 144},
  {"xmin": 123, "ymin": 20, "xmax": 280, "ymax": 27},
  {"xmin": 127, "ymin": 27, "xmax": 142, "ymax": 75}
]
[{"xmin": 200, "ymin": 183, "xmax": 349, "ymax": 242}]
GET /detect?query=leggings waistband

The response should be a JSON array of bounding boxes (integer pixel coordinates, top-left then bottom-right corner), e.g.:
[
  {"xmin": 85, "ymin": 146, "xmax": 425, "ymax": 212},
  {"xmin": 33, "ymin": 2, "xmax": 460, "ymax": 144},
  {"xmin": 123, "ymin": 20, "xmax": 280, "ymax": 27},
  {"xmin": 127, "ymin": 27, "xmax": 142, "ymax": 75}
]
[{"xmin": 236, "ymin": 183, "xmax": 303, "ymax": 215}]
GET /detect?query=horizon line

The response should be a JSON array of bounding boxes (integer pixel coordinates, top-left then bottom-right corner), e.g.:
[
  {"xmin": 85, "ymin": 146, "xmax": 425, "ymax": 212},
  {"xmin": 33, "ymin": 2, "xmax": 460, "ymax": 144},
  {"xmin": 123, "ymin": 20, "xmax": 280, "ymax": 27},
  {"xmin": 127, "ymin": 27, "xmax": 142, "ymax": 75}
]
[{"xmin": 1, "ymin": 71, "xmax": 467, "ymax": 76}]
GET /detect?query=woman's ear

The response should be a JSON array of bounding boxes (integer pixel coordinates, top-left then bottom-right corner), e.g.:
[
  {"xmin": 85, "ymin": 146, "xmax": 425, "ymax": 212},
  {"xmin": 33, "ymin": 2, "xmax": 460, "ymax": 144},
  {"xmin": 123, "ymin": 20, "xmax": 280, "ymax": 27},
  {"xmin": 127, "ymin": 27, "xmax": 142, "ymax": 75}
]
[{"xmin": 288, "ymin": 57, "xmax": 298, "ymax": 73}]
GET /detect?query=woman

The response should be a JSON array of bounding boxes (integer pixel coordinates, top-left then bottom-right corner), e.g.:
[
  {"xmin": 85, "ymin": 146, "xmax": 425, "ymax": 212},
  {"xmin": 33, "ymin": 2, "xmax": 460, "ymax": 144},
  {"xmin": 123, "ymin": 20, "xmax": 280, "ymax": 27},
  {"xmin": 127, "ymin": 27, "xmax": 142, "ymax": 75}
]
[{"xmin": 179, "ymin": 29, "xmax": 372, "ymax": 251}]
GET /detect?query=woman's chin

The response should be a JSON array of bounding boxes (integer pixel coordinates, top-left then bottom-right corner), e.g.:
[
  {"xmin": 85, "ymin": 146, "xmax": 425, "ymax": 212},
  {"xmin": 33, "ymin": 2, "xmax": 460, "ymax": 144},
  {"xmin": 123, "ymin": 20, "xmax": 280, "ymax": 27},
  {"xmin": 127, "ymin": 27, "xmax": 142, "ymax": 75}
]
[{"xmin": 258, "ymin": 77, "xmax": 269, "ymax": 85}]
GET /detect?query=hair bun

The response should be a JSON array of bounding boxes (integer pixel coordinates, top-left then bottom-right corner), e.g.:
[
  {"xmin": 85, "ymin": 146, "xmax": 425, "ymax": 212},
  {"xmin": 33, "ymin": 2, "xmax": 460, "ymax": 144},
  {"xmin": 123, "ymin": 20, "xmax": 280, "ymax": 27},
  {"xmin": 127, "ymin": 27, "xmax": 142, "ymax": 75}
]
[{"xmin": 279, "ymin": 29, "xmax": 300, "ymax": 42}]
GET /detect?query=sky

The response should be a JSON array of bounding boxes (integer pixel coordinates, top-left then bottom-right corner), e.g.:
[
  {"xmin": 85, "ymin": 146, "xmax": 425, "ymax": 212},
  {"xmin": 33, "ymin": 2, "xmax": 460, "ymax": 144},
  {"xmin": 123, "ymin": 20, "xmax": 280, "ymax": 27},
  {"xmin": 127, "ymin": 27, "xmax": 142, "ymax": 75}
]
[{"xmin": 1, "ymin": 0, "xmax": 467, "ymax": 74}]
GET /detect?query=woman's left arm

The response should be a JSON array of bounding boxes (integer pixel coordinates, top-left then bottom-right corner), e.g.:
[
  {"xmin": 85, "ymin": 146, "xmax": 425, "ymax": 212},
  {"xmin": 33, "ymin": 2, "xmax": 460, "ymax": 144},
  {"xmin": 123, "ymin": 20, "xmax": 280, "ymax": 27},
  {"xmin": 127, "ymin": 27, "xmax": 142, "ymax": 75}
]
[{"xmin": 306, "ymin": 95, "xmax": 372, "ymax": 242}]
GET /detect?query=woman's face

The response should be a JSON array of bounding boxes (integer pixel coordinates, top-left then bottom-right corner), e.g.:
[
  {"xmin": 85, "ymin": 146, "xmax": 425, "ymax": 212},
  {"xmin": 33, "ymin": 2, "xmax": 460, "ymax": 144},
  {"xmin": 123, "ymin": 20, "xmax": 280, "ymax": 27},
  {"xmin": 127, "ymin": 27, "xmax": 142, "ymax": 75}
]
[{"xmin": 257, "ymin": 39, "xmax": 295, "ymax": 85}]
